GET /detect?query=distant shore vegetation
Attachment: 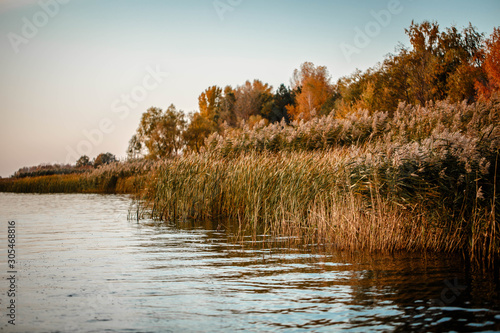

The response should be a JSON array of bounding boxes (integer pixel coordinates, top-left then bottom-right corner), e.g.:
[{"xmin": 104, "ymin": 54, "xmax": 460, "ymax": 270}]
[{"xmin": 1, "ymin": 21, "xmax": 499, "ymax": 266}]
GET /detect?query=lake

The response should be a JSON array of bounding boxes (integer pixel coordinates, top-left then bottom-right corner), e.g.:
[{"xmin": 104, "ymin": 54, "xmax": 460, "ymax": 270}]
[{"xmin": 0, "ymin": 192, "xmax": 499, "ymax": 332}]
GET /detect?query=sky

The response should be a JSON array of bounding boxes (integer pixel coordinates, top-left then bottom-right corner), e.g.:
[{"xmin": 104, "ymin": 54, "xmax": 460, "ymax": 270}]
[{"xmin": 0, "ymin": 0, "xmax": 499, "ymax": 177}]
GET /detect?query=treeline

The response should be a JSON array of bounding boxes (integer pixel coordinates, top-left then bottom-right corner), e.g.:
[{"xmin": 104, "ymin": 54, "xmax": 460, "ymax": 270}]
[
  {"xmin": 11, "ymin": 152, "xmax": 116, "ymax": 178},
  {"xmin": 0, "ymin": 158, "xmax": 154, "ymax": 194},
  {"xmin": 127, "ymin": 21, "xmax": 500, "ymax": 159},
  {"xmin": 2, "ymin": 21, "xmax": 498, "ymax": 266}
]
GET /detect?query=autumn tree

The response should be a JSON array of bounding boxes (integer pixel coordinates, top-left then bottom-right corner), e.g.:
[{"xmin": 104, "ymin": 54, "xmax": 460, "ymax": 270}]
[
  {"xmin": 183, "ymin": 112, "xmax": 216, "ymax": 153},
  {"xmin": 381, "ymin": 49, "xmax": 412, "ymax": 108},
  {"xmin": 234, "ymin": 80, "xmax": 273, "ymax": 122},
  {"xmin": 286, "ymin": 62, "xmax": 334, "ymax": 120},
  {"xmin": 132, "ymin": 105, "xmax": 186, "ymax": 159},
  {"xmin": 335, "ymin": 53, "xmax": 413, "ymax": 116},
  {"xmin": 476, "ymin": 27, "xmax": 500, "ymax": 100},
  {"xmin": 401, "ymin": 21, "xmax": 485, "ymax": 103},
  {"xmin": 219, "ymin": 85, "xmax": 237, "ymax": 127},
  {"xmin": 199, "ymin": 85, "xmax": 223, "ymax": 124},
  {"xmin": 335, "ymin": 69, "xmax": 379, "ymax": 115},
  {"xmin": 334, "ymin": 21, "xmax": 486, "ymax": 116},
  {"xmin": 76, "ymin": 155, "xmax": 92, "ymax": 167},
  {"xmin": 438, "ymin": 24, "xmax": 484, "ymax": 102},
  {"xmin": 197, "ymin": 84, "xmax": 241, "ymax": 130},
  {"xmin": 402, "ymin": 21, "xmax": 442, "ymax": 104},
  {"xmin": 93, "ymin": 153, "xmax": 117, "ymax": 168},
  {"xmin": 127, "ymin": 134, "xmax": 143, "ymax": 159}
]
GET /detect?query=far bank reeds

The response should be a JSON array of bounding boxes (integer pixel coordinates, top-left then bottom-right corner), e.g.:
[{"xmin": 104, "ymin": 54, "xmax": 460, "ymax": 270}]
[{"xmin": 0, "ymin": 159, "xmax": 155, "ymax": 194}]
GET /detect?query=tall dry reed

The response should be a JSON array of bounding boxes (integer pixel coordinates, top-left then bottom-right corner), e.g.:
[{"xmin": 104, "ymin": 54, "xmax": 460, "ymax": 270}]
[{"xmin": 143, "ymin": 97, "xmax": 499, "ymax": 264}]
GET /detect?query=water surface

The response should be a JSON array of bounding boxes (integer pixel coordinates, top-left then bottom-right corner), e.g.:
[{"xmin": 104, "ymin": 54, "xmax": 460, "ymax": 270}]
[{"xmin": 0, "ymin": 193, "xmax": 499, "ymax": 332}]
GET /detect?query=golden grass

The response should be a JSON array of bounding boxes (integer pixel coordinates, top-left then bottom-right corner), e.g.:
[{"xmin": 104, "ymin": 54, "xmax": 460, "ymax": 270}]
[
  {"xmin": 0, "ymin": 173, "xmax": 144, "ymax": 194},
  {"xmin": 142, "ymin": 150, "xmax": 498, "ymax": 262},
  {"xmin": 1, "ymin": 98, "xmax": 498, "ymax": 266},
  {"xmin": 0, "ymin": 174, "xmax": 88, "ymax": 193}
]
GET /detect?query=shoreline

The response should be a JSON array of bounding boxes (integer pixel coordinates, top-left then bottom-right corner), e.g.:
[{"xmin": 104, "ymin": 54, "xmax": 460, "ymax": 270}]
[
  {"xmin": 2, "ymin": 98, "xmax": 498, "ymax": 267},
  {"xmin": 1, "ymin": 148, "xmax": 497, "ymax": 268}
]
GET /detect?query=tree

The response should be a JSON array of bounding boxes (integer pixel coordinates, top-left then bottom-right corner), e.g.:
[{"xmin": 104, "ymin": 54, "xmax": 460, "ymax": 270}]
[
  {"xmin": 127, "ymin": 134, "xmax": 143, "ymax": 159},
  {"xmin": 133, "ymin": 104, "xmax": 186, "ymax": 159},
  {"xmin": 219, "ymin": 85, "xmax": 237, "ymax": 127},
  {"xmin": 93, "ymin": 153, "xmax": 117, "ymax": 168},
  {"xmin": 381, "ymin": 48, "xmax": 412, "ymax": 108},
  {"xmin": 183, "ymin": 112, "xmax": 216, "ymax": 153},
  {"xmin": 162, "ymin": 104, "xmax": 187, "ymax": 156},
  {"xmin": 333, "ymin": 22, "xmax": 485, "ymax": 116},
  {"xmin": 477, "ymin": 27, "xmax": 500, "ymax": 100},
  {"xmin": 76, "ymin": 155, "xmax": 92, "ymax": 167},
  {"xmin": 335, "ymin": 68, "xmax": 381, "ymax": 115},
  {"xmin": 137, "ymin": 106, "xmax": 163, "ymax": 142},
  {"xmin": 199, "ymin": 85, "xmax": 223, "ymax": 124},
  {"xmin": 404, "ymin": 21, "xmax": 442, "ymax": 104},
  {"xmin": 234, "ymin": 80, "xmax": 273, "ymax": 122},
  {"xmin": 439, "ymin": 24, "xmax": 484, "ymax": 102},
  {"xmin": 286, "ymin": 62, "xmax": 334, "ymax": 120},
  {"xmin": 402, "ymin": 21, "xmax": 484, "ymax": 104},
  {"xmin": 263, "ymin": 84, "xmax": 295, "ymax": 123}
]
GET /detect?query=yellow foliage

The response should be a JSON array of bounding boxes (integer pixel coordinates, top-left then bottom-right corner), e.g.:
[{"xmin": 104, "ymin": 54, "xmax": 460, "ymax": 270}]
[{"xmin": 286, "ymin": 62, "xmax": 333, "ymax": 121}]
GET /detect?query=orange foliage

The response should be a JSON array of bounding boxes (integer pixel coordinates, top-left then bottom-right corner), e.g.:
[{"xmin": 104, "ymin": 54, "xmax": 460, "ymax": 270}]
[
  {"xmin": 476, "ymin": 27, "xmax": 500, "ymax": 100},
  {"xmin": 199, "ymin": 86, "xmax": 222, "ymax": 122},
  {"xmin": 286, "ymin": 62, "xmax": 333, "ymax": 121}
]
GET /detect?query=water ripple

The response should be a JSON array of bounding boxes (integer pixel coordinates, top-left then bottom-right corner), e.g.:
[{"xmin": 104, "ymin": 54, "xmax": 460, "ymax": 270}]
[{"xmin": 0, "ymin": 193, "xmax": 498, "ymax": 332}]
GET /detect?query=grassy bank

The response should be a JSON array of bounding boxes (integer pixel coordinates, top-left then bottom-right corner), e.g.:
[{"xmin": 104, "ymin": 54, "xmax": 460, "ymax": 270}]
[
  {"xmin": 0, "ymin": 174, "xmax": 142, "ymax": 194},
  {"xmin": 143, "ymin": 98, "xmax": 499, "ymax": 265},
  {"xmin": 0, "ymin": 160, "xmax": 154, "ymax": 194},
  {"xmin": 144, "ymin": 150, "xmax": 497, "ymax": 263},
  {"xmin": 1, "ymin": 98, "xmax": 498, "ymax": 265}
]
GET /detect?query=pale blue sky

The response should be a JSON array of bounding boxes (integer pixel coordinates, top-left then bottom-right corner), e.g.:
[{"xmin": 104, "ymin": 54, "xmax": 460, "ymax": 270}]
[{"xmin": 0, "ymin": 0, "xmax": 499, "ymax": 177}]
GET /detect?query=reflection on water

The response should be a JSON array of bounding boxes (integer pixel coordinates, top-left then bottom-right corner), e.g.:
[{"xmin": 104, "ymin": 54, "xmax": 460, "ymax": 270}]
[{"xmin": 0, "ymin": 193, "xmax": 499, "ymax": 332}]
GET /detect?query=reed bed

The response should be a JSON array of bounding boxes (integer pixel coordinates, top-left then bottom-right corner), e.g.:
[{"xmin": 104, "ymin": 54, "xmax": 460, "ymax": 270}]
[
  {"xmin": 143, "ymin": 149, "xmax": 496, "ymax": 261},
  {"xmin": 0, "ymin": 159, "xmax": 156, "ymax": 194},
  {"xmin": 12, "ymin": 164, "xmax": 89, "ymax": 178},
  {"xmin": 1, "ymin": 97, "xmax": 498, "ymax": 264},
  {"xmin": 206, "ymin": 98, "xmax": 500, "ymax": 157},
  {"xmin": 145, "ymin": 97, "xmax": 499, "ymax": 265},
  {"xmin": 0, "ymin": 174, "xmax": 89, "ymax": 193}
]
